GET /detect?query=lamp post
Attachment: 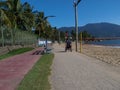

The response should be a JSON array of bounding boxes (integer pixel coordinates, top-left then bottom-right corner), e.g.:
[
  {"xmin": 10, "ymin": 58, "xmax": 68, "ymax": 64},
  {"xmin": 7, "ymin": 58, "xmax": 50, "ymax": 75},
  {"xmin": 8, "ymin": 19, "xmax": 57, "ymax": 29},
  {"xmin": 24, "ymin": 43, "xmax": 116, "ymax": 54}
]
[
  {"xmin": 73, "ymin": 0, "xmax": 81, "ymax": 52},
  {"xmin": 44, "ymin": 16, "xmax": 55, "ymax": 53},
  {"xmin": 58, "ymin": 31, "xmax": 61, "ymax": 44},
  {"xmin": 44, "ymin": 16, "xmax": 55, "ymax": 20}
]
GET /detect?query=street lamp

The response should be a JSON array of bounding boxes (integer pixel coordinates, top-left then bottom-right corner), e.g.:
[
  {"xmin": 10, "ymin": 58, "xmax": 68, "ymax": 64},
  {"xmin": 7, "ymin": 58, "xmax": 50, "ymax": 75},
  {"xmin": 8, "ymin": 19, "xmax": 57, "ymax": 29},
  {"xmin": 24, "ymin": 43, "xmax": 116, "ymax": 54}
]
[
  {"xmin": 44, "ymin": 16, "xmax": 55, "ymax": 53},
  {"xmin": 73, "ymin": 0, "xmax": 81, "ymax": 52},
  {"xmin": 44, "ymin": 16, "xmax": 55, "ymax": 20}
]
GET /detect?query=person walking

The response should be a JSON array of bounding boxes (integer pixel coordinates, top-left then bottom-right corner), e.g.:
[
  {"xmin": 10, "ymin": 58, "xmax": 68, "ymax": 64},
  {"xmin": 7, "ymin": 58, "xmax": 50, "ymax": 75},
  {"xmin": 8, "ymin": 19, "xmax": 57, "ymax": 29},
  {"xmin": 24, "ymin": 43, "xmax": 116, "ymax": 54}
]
[{"xmin": 65, "ymin": 38, "xmax": 72, "ymax": 52}]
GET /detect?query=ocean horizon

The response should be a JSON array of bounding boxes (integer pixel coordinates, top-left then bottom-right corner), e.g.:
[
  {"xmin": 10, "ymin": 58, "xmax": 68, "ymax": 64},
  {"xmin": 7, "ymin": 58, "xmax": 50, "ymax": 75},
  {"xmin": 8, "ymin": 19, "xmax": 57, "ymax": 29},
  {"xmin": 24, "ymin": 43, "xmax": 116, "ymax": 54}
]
[{"xmin": 86, "ymin": 39, "xmax": 120, "ymax": 48}]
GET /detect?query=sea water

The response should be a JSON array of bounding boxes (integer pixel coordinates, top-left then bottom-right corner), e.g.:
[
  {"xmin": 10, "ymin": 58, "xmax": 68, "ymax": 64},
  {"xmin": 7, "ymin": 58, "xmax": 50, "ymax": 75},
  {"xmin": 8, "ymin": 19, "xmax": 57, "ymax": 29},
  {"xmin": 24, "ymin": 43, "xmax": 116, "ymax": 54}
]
[{"xmin": 86, "ymin": 40, "xmax": 120, "ymax": 48}]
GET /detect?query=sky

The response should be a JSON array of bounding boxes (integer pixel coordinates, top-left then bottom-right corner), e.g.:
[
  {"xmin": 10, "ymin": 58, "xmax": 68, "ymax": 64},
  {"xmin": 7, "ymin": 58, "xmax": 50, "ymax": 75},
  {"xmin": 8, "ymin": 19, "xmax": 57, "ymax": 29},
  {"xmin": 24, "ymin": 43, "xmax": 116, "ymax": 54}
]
[{"xmin": 21, "ymin": 0, "xmax": 120, "ymax": 28}]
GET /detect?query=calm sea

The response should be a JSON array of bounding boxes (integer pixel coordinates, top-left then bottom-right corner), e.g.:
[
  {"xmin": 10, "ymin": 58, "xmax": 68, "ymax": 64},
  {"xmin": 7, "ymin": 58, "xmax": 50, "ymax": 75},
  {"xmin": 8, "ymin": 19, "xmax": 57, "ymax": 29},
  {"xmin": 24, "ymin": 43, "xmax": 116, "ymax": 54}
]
[{"xmin": 86, "ymin": 40, "xmax": 120, "ymax": 48}]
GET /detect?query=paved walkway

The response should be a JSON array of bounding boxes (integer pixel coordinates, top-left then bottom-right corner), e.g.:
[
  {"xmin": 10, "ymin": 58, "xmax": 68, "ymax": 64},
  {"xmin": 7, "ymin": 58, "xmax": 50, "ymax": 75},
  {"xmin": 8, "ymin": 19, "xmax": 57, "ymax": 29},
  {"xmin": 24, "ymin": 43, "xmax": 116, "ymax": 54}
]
[
  {"xmin": 50, "ymin": 44, "xmax": 120, "ymax": 90},
  {"xmin": 0, "ymin": 48, "xmax": 42, "ymax": 90}
]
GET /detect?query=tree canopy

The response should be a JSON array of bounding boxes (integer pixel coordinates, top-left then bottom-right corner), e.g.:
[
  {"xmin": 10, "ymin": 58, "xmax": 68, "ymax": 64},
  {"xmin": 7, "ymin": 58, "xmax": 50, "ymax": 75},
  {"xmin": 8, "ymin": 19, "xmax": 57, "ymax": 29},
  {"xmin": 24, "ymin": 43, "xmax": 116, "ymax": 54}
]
[{"xmin": 0, "ymin": 0, "xmax": 57, "ymax": 46}]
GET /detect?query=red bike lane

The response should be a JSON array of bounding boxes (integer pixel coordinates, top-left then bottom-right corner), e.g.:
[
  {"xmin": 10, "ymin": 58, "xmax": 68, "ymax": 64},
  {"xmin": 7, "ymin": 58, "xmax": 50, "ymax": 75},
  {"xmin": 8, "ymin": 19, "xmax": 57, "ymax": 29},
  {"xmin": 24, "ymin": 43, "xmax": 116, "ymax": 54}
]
[{"xmin": 0, "ymin": 48, "xmax": 43, "ymax": 90}]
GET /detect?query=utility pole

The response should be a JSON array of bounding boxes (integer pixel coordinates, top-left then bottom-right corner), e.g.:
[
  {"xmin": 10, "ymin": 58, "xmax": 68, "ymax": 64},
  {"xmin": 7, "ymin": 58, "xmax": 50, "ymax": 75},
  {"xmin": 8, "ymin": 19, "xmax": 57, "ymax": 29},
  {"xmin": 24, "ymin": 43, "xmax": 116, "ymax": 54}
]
[
  {"xmin": 73, "ymin": 0, "xmax": 81, "ymax": 52},
  {"xmin": 59, "ymin": 31, "xmax": 61, "ymax": 44}
]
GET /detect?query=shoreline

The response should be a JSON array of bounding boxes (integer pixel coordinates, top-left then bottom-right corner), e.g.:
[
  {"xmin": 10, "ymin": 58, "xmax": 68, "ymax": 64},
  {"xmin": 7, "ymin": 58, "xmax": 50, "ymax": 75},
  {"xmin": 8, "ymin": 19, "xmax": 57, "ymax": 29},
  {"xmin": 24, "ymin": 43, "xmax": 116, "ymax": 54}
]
[{"xmin": 86, "ymin": 44, "xmax": 120, "ymax": 48}]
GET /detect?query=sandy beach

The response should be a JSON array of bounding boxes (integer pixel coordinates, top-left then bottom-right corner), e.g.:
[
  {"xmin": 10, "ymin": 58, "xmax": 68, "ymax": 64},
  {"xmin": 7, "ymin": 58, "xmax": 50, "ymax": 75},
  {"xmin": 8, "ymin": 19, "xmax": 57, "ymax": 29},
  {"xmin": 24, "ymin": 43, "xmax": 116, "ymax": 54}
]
[
  {"xmin": 60, "ymin": 42, "xmax": 120, "ymax": 66},
  {"xmin": 82, "ymin": 44, "xmax": 120, "ymax": 66}
]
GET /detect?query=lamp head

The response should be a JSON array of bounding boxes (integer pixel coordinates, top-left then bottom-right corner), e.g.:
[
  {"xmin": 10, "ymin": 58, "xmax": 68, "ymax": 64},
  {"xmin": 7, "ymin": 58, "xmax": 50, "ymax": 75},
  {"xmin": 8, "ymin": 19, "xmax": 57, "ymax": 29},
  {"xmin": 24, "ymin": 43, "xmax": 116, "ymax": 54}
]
[
  {"xmin": 73, "ymin": 0, "xmax": 76, "ymax": 7},
  {"xmin": 76, "ymin": 0, "xmax": 81, "ymax": 5},
  {"xmin": 73, "ymin": 0, "xmax": 81, "ymax": 6}
]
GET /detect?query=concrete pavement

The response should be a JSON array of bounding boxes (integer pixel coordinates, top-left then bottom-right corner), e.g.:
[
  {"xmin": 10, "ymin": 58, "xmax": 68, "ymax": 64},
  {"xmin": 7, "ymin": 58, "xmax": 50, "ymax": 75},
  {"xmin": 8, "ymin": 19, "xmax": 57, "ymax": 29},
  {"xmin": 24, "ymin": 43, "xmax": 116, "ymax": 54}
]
[{"xmin": 50, "ymin": 44, "xmax": 120, "ymax": 90}]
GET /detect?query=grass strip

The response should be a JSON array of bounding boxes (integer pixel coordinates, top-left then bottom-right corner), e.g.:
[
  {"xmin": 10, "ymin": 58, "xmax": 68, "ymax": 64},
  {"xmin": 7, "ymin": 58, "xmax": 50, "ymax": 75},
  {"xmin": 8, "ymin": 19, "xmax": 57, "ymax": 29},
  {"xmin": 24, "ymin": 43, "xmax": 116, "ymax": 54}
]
[
  {"xmin": 0, "ymin": 47, "xmax": 34, "ymax": 60},
  {"xmin": 17, "ymin": 53, "xmax": 54, "ymax": 90}
]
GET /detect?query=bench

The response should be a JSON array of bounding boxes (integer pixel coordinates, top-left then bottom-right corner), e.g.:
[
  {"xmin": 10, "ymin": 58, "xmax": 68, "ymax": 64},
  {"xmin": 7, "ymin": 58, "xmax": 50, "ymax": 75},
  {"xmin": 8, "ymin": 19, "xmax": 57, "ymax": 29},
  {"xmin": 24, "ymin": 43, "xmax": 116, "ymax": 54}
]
[{"xmin": 32, "ymin": 49, "xmax": 45, "ymax": 55}]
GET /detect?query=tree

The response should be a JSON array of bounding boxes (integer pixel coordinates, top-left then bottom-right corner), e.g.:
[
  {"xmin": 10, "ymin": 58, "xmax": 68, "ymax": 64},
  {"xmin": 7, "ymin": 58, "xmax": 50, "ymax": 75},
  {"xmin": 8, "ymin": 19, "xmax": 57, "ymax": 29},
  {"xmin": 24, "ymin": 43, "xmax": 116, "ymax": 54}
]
[
  {"xmin": 21, "ymin": 2, "xmax": 35, "ymax": 30},
  {"xmin": 60, "ymin": 31, "xmax": 65, "ymax": 42},
  {"xmin": 79, "ymin": 30, "xmax": 92, "ymax": 40},
  {"xmin": 4, "ymin": 0, "xmax": 34, "ymax": 30},
  {"xmin": 51, "ymin": 27, "xmax": 59, "ymax": 43},
  {"xmin": 71, "ymin": 30, "xmax": 76, "ymax": 41},
  {"xmin": 34, "ymin": 11, "xmax": 52, "ymax": 39},
  {"xmin": 0, "ymin": 1, "xmax": 12, "ymax": 47},
  {"xmin": 0, "ymin": 0, "xmax": 35, "ymax": 45}
]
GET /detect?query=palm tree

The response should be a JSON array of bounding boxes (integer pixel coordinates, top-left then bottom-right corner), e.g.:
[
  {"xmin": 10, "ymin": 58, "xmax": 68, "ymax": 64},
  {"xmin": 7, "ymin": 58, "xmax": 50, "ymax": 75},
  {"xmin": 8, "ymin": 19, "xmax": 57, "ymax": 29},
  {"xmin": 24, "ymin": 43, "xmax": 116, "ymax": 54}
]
[
  {"xmin": 5, "ymin": 0, "xmax": 34, "ymax": 30},
  {"xmin": 34, "ymin": 11, "xmax": 54, "ymax": 38},
  {"xmin": 34, "ymin": 12, "xmax": 46, "ymax": 37},
  {"xmin": 0, "ymin": 0, "xmax": 35, "ymax": 45},
  {"xmin": 0, "ymin": 2, "xmax": 12, "ymax": 47},
  {"xmin": 19, "ymin": 2, "xmax": 35, "ymax": 31},
  {"xmin": 51, "ymin": 27, "xmax": 59, "ymax": 43}
]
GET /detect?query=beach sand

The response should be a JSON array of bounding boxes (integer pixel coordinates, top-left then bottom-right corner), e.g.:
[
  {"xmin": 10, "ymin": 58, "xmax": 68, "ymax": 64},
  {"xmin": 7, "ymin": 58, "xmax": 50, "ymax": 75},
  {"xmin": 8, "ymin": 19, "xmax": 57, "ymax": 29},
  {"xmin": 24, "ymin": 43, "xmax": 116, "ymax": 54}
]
[
  {"xmin": 60, "ymin": 42, "xmax": 120, "ymax": 66},
  {"xmin": 82, "ymin": 44, "xmax": 120, "ymax": 66}
]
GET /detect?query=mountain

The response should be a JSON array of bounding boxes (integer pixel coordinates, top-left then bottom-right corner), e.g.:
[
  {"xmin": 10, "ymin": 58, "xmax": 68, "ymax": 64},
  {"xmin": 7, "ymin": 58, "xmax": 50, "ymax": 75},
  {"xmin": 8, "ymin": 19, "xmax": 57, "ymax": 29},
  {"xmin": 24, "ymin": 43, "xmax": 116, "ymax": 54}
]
[{"xmin": 58, "ymin": 22, "xmax": 120, "ymax": 37}]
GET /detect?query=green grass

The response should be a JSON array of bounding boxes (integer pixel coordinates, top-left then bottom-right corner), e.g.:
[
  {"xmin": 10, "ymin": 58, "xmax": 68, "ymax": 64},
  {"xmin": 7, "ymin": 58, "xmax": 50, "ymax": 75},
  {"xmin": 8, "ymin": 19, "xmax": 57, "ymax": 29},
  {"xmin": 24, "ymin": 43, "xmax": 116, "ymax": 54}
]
[
  {"xmin": 17, "ymin": 53, "xmax": 54, "ymax": 90},
  {"xmin": 0, "ymin": 47, "xmax": 34, "ymax": 60}
]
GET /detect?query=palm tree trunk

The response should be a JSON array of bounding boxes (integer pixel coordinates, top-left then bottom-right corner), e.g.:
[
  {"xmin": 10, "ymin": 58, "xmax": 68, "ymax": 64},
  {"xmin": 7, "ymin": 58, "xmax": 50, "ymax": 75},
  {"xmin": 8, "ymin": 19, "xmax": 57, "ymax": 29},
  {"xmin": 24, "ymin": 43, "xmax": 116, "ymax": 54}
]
[
  {"xmin": 1, "ymin": 27, "xmax": 4, "ymax": 47},
  {"xmin": 10, "ymin": 28, "xmax": 14, "ymax": 46}
]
